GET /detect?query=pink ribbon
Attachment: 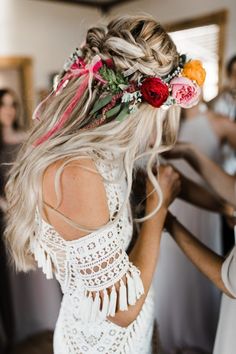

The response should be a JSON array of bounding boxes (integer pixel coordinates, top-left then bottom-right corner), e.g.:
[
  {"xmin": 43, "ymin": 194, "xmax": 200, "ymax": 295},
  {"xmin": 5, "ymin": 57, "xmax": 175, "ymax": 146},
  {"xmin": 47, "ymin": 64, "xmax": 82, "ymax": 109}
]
[
  {"xmin": 55, "ymin": 56, "xmax": 107, "ymax": 95},
  {"xmin": 33, "ymin": 55, "xmax": 104, "ymax": 146}
]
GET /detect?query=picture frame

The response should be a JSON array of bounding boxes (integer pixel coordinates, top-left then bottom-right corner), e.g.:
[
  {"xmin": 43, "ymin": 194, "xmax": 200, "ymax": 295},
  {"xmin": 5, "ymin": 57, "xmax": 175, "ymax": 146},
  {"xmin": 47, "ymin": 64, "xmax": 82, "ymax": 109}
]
[{"xmin": 0, "ymin": 56, "xmax": 34, "ymax": 128}]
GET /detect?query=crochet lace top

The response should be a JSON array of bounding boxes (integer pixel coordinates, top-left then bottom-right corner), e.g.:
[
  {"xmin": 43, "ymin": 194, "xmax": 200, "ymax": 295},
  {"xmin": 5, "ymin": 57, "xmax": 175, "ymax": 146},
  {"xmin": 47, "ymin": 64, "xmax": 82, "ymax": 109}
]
[{"xmin": 30, "ymin": 154, "xmax": 154, "ymax": 354}]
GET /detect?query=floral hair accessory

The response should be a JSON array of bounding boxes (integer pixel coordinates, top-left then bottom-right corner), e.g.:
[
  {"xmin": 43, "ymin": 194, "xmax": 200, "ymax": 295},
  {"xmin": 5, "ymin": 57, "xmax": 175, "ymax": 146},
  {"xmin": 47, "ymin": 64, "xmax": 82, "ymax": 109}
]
[
  {"xmin": 170, "ymin": 77, "xmax": 201, "ymax": 108},
  {"xmin": 33, "ymin": 55, "xmax": 105, "ymax": 146},
  {"xmin": 140, "ymin": 78, "xmax": 169, "ymax": 108},
  {"xmin": 33, "ymin": 49, "xmax": 206, "ymax": 145},
  {"xmin": 182, "ymin": 60, "xmax": 206, "ymax": 86},
  {"xmin": 83, "ymin": 53, "xmax": 205, "ymax": 124}
]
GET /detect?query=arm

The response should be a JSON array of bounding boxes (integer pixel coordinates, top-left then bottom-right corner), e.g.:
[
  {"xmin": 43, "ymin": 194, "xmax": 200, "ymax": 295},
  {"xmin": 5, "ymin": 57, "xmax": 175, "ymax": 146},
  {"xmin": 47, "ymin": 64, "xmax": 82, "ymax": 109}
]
[
  {"xmin": 164, "ymin": 143, "xmax": 236, "ymax": 207},
  {"xmin": 113, "ymin": 199, "xmax": 167, "ymax": 326},
  {"xmin": 165, "ymin": 213, "xmax": 234, "ymax": 298},
  {"xmin": 42, "ymin": 159, "xmax": 181, "ymax": 327},
  {"xmin": 178, "ymin": 172, "xmax": 234, "ymax": 217}
]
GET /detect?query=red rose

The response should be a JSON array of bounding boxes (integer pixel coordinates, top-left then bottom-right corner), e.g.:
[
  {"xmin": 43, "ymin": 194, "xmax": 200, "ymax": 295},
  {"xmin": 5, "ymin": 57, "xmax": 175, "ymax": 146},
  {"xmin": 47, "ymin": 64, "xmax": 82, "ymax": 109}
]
[{"xmin": 140, "ymin": 77, "xmax": 169, "ymax": 108}]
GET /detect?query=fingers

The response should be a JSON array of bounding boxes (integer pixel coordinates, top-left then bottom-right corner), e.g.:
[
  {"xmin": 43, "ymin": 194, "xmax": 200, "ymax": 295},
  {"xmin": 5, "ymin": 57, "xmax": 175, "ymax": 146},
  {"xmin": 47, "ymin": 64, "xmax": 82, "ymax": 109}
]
[
  {"xmin": 159, "ymin": 164, "xmax": 180, "ymax": 184},
  {"xmin": 158, "ymin": 164, "xmax": 181, "ymax": 207},
  {"xmin": 146, "ymin": 164, "xmax": 182, "ymax": 208}
]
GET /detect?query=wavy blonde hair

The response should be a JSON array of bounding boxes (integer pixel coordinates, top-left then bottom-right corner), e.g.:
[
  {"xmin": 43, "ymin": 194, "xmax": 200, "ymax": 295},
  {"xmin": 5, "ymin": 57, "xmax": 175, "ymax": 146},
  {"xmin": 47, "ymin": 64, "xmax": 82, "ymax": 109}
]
[{"xmin": 5, "ymin": 15, "xmax": 181, "ymax": 271}]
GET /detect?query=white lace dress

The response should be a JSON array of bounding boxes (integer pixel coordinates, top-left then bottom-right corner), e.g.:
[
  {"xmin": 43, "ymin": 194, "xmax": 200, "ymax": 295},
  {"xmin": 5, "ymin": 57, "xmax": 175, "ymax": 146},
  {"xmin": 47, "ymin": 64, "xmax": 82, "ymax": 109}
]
[{"xmin": 30, "ymin": 156, "xmax": 155, "ymax": 354}]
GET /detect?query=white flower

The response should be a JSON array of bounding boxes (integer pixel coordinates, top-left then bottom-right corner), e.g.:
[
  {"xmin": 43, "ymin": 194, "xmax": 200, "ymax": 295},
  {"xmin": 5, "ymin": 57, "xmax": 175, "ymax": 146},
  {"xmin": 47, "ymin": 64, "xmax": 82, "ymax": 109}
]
[
  {"xmin": 122, "ymin": 91, "xmax": 142, "ymax": 103},
  {"xmin": 63, "ymin": 48, "xmax": 83, "ymax": 72},
  {"xmin": 121, "ymin": 92, "xmax": 133, "ymax": 103},
  {"xmin": 129, "ymin": 104, "xmax": 138, "ymax": 114},
  {"xmin": 164, "ymin": 96, "xmax": 176, "ymax": 106},
  {"xmin": 63, "ymin": 57, "xmax": 74, "ymax": 72}
]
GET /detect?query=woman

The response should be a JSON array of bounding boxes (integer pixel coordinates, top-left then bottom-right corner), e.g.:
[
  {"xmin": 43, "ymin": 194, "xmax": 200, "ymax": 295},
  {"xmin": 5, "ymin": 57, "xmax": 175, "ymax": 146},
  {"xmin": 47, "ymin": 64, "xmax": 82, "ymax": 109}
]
[
  {"xmin": 4, "ymin": 16, "xmax": 204, "ymax": 353},
  {"xmin": 154, "ymin": 99, "xmax": 236, "ymax": 353},
  {"xmin": 0, "ymin": 89, "xmax": 61, "ymax": 346},
  {"xmin": 0, "ymin": 89, "xmax": 25, "ymax": 209},
  {"xmin": 0, "ymin": 88, "xmax": 26, "ymax": 350},
  {"xmin": 164, "ymin": 142, "xmax": 236, "ymax": 354},
  {"xmin": 210, "ymin": 55, "xmax": 236, "ymax": 255}
]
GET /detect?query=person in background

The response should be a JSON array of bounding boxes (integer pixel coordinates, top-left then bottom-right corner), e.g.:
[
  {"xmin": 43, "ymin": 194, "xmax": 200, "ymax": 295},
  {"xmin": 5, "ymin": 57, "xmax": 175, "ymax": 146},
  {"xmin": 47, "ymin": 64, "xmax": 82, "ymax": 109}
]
[
  {"xmin": 0, "ymin": 88, "xmax": 61, "ymax": 349},
  {"xmin": 153, "ymin": 99, "xmax": 236, "ymax": 354},
  {"xmin": 0, "ymin": 88, "xmax": 26, "ymax": 352},
  {"xmin": 164, "ymin": 142, "xmax": 236, "ymax": 354},
  {"xmin": 210, "ymin": 55, "xmax": 236, "ymax": 174},
  {"xmin": 210, "ymin": 55, "xmax": 236, "ymax": 254}
]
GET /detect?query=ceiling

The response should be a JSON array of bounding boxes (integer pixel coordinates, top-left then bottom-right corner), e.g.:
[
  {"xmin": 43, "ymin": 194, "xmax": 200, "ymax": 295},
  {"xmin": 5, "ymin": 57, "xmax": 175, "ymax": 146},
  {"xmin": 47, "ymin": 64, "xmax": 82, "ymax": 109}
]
[{"xmin": 32, "ymin": 0, "xmax": 132, "ymax": 12}]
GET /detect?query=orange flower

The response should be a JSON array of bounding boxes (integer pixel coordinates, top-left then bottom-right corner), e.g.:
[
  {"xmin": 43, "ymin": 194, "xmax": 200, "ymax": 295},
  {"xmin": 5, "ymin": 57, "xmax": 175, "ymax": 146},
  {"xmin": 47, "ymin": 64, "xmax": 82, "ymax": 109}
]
[{"xmin": 182, "ymin": 60, "xmax": 206, "ymax": 86}]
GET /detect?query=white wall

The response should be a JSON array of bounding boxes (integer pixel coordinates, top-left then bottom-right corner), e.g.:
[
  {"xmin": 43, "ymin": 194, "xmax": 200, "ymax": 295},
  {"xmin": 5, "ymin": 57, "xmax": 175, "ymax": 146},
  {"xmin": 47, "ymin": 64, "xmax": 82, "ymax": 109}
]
[
  {"xmin": 1, "ymin": 0, "xmax": 236, "ymax": 90},
  {"xmin": 0, "ymin": 0, "xmax": 100, "ymax": 88}
]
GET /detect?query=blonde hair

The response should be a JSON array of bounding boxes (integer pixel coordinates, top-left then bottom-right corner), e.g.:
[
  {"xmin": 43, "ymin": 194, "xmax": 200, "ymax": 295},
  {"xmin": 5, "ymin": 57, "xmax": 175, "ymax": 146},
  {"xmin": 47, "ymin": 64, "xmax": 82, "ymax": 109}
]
[{"xmin": 5, "ymin": 15, "xmax": 181, "ymax": 271}]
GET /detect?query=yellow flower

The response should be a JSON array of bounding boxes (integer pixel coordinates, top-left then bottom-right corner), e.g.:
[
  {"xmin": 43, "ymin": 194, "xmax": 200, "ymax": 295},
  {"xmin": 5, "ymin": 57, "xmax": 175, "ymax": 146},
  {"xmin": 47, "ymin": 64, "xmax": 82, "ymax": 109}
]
[{"xmin": 182, "ymin": 60, "xmax": 206, "ymax": 86}]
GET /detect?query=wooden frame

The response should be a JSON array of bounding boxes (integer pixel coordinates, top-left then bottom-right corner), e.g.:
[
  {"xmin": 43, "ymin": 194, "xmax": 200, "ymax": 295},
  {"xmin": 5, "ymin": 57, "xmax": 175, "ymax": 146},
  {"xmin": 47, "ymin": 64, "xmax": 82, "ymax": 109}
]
[
  {"xmin": 0, "ymin": 56, "xmax": 34, "ymax": 128},
  {"xmin": 164, "ymin": 9, "xmax": 228, "ymax": 88}
]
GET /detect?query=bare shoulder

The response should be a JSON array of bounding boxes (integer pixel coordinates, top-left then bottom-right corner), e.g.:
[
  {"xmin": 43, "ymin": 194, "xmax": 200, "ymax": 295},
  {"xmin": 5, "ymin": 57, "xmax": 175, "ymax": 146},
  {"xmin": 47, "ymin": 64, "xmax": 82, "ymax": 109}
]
[{"xmin": 42, "ymin": 157, "xmax": 110, "ymax": 240}]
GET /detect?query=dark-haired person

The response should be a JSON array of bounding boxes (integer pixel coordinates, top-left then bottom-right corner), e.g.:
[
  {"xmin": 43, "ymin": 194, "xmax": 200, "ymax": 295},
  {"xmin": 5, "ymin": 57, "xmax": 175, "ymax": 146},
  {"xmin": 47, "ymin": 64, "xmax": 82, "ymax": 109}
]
[
  {"xmin": 0, "ymin": 89, "xmax": 61, "ymax": 347},
  {"xmin": 0, "ymin": 89, "xmax": 28, "ymax": 210},
  {"xmin": 164, "ymin": 142, "xmax": 236, "ymax": 354},
  {"xmin": 154, "ymin": 98, "xmax": 236, "ymax": 354},
  {"xmin": 0, "ymin": 88, "xmax": 25, "ymax": 351}
]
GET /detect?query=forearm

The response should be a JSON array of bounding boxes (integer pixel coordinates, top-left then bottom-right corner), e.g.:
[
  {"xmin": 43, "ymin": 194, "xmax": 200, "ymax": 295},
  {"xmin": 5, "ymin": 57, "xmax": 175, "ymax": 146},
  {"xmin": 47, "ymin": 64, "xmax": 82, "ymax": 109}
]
[
  {"xmin": 166, "ymin": 214, "xmax": 232, "ymax": 297},
  {"xmin": 185, "ymin": 145, "xmax": 236, "ymax": 206},
  {"xmin": 129, "ymin": 205, "xmax": 167, "ymax": 285},
  {"xmin": 179, "ymin": 174, "xmax": 233, "ymax": 215},
  {"xmin": 109, "ymin": 204, "xmax": 167, "ymax": 327}
]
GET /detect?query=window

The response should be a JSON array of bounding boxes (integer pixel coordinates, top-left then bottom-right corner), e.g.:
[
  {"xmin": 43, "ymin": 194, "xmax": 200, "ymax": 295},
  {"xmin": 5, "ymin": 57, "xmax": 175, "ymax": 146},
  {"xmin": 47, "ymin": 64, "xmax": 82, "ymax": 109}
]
[
  {"xmin": 165, "ymin": 10, "xmax": 227, "ymax": 102},
  {"xmin": 0, "ymin": 57, "xmax": 34, "ymax": 128}
]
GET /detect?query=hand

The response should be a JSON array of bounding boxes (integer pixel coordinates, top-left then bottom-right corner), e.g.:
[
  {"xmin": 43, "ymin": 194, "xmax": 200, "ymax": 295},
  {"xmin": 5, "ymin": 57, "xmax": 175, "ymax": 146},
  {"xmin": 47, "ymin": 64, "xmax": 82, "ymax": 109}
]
[
  {"xmin": 146, "ymin": 165, "xmax": 181, "ymax": 210},
  {"xmin": 163, "ymin": 142, "xmax": 192, "ymax": 160},
  {"xmin": 226, "ymin": 215, "xmax": 236, "ymax": 229},
  {"xmin": 220, "ymin": 203, "xmax": 236, "ymax": 229},
  {"xmin": 159, "ymin": 165, "xmax": 181, "ymax": 208}
]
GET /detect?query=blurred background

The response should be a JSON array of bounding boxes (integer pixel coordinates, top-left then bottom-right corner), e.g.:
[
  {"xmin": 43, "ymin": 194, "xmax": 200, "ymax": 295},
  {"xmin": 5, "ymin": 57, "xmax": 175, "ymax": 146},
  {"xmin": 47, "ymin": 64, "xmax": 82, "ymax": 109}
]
[{"xmin": 0, "ymin": 1, "xmax": 235, "ymax": 354}]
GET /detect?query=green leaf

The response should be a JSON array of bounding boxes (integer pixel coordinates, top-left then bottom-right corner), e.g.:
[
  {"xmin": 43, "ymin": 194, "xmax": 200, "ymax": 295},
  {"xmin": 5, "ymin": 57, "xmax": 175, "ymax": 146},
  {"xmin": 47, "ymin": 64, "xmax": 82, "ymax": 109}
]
[
  {"xmin": 116, "ymin": 104, "xmax": 130, "ymax": 122},
  {"xmin": 99, "ymin": 65, "xmax": 128, "ymax": 94},
  {"xmin": 90, "ymin": 95, "xmax": 113, "ymax": 115},
  {"xmin": 106, "ymin": 104, "xmax": 121, "ymax": 118}
]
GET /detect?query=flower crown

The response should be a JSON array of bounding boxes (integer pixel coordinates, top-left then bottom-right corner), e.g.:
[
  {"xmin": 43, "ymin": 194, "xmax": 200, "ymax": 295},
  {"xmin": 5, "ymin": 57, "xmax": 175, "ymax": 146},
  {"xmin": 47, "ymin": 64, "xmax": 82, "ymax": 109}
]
[{"xmin": 33, "ymin": 48, "xmax": 206, "ymax": 146}]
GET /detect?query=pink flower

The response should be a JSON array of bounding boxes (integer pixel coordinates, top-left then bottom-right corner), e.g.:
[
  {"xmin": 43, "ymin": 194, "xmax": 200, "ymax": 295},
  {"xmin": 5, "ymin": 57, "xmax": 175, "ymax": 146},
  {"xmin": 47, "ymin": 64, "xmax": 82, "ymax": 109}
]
[
  {"xmin": 70, "ymin": 57, "xmax": 86, "ymax": 71},
  {"xmin": 170, "ymin": 77, "xmax": 201, "ymax": 108}
]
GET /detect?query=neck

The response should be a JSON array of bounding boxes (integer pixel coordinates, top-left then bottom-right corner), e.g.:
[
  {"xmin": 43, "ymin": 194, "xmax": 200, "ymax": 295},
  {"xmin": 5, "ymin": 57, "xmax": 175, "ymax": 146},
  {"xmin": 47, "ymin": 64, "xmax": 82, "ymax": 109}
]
[{"xmin": 2, "ymin": 125, "xmax": 15, "ymax": 140}]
